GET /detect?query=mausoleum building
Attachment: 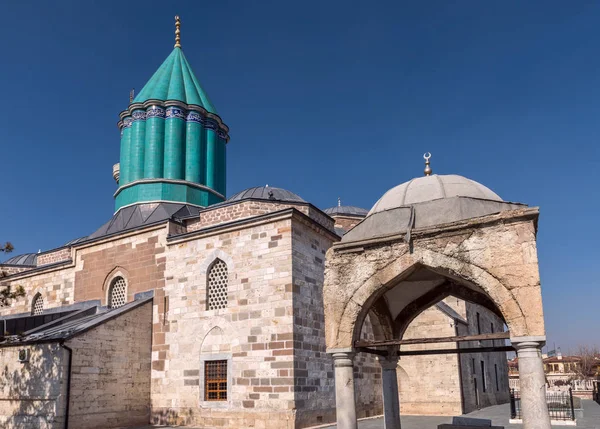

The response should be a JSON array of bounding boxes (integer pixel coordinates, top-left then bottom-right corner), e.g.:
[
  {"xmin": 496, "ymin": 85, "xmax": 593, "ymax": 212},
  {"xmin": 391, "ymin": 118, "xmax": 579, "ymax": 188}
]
[{"xmin": 0, "ymin": 17, "xmax": 551, "ymax": 429}]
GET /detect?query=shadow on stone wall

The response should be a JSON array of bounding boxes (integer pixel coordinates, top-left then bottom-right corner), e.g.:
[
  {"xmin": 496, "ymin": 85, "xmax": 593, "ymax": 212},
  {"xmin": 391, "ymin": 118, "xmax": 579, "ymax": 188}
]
[{"xmin": 0, "ymin": 344, "xmax": 66, "ymax": 429}]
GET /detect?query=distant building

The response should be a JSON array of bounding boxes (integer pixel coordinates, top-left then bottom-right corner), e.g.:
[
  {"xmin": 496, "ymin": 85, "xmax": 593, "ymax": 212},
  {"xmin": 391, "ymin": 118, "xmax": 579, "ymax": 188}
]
[{"xmin": 508, "ymin": 350, "xmax": 600, "ymax": 398}]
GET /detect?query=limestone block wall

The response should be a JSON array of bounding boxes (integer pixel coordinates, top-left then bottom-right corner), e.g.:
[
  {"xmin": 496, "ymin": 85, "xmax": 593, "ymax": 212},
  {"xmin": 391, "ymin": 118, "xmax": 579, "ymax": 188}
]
[
  {"xmin": 152, "ymin": 218, "xmax": 298, "ymax": 428},
  {"xmin": 0, "ymin": 343, "xmax": 69, "ymax": 429},
  {"xmin": 290, "ymin": 221, "xmax": 337, "ymax": 427},
  {"xmin": 398, "ymin": 304, "xmax": 462, "ymax": 416},
  {"xmin": 0, "ymin": 268, "xmax": 76, "ymax": 316},
  {"xmin": 65, "ymin": 300, "xmax": 153, "ymax": 428},
  {"xmin": 354, "ymin": 314, "xmax": 383, "ymax": 419}
]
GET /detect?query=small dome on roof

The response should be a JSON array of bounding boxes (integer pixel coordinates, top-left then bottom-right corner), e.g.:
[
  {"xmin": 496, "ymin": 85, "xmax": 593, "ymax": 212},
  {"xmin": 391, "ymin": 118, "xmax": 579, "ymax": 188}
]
[
  {"xmin": 369, "ymin": 174, "xmax": 502, "ymax": 215},
  {"xmin": 324, "ymin": 205, "xmax": 368, "ymax": 217},
  {"xmin": 2, "ymin": 253, "xmax": 37, "ymax": 266},
  {"xmin": 227, "ymin": 186, "xmax": 306, "ymax": 203}
]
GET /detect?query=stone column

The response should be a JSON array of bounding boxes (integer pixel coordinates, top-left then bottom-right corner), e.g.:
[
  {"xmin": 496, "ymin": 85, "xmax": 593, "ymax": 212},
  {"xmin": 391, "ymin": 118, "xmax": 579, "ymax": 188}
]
[
  {"xmin": 332, "ymin": 351, "xmax": 358, "ymax": 429},
  {"xmin": 379, "ymin": 355, "xmax": 401, "ymax": 429},
  {"xmin": 513, "ymin": 338, "xmax": 551, "ymax": 429}
]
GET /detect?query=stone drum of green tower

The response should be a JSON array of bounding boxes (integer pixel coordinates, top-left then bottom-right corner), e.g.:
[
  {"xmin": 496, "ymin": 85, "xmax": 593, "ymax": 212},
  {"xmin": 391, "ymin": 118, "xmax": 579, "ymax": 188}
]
[{"xmin": 115, "ymin": 38, "xmax": 229, "ymax": 211}]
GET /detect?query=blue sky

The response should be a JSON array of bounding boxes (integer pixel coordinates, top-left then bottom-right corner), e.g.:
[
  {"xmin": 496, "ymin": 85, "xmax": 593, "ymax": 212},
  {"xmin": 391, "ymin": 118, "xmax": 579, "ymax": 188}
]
[{"xmin": 0, "ymin": 1, "xmax": 598, "ymax": 350}]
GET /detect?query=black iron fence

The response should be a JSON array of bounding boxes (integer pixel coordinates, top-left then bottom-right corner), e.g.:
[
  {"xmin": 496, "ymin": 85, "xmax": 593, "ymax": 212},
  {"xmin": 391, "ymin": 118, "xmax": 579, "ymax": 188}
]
[{"xmin": 510, "ymin": 388, "xmax": 575, "ymax": 421}]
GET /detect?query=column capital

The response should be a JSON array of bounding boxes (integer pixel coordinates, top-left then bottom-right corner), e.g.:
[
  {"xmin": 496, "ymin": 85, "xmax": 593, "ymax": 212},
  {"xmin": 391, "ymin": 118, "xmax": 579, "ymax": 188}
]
[
  {"xmin": 378, "ymin": 355, "xmax": 400, "ymax": 370},
  {"xmin": 332, "ymin": 351, "xmax": 355, "ymax": 368}
]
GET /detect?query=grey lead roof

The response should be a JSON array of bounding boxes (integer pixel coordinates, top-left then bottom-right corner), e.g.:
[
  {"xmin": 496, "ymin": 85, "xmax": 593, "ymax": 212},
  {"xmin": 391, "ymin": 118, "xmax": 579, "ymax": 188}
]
[
  {"xmin": 227, "ymin": 186, "xmax": 305, "ymax": 203},
  {"xmin": 1, "ymin": 253, "xmax": 37, "ymax": 266},
  {"xmin": 0, "ymin": 298, "xmax": 152, "ymax": 345},
  {"xmin": 88, "ymin": 202, "xmax": 201, "ymax": 240},
  {"xmin": 324, "ymin": 205, "xmax": 368, "ymax": 217}
]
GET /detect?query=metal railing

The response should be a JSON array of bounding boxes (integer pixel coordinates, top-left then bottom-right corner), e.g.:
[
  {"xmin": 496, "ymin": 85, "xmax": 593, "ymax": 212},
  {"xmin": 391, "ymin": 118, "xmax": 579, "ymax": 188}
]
[{"xmin": 510, "ymin": 388, "xmax": 576, "ymax": 421}]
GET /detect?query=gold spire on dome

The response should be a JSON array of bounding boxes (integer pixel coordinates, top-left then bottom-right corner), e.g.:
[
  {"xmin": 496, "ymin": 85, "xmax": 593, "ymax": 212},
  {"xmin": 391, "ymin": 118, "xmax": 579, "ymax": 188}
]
[
  {"xmin": 424, "ymin": 152, "xmax": 432, "ymax": 176},
  {"xmin": 174, "ymin": 15, "xmax": 181, "ymax": 48}
]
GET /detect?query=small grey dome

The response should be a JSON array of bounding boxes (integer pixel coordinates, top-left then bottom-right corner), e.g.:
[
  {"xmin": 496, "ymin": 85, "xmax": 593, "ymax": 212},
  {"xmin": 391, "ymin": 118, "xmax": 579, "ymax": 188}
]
[
  {"xmin": 369, "ymin": 174, "xmax": 502, "ymax": 215},
  {"xmin": 324, "ymin": 205, "xmax": 368, "ymax": 217},
  {"xmin": 227, "ymin": 187, "xmax": 305, "ymax": 203},
  {"xmin": 2, "ymin": 253, "xmax": 37, "ymax": 266}
]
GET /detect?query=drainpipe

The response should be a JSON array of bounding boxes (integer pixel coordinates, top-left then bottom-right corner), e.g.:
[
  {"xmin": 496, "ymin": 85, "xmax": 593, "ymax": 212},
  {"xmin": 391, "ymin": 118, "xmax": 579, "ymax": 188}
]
[{"xmin": 60, "ymin": 343, "xmax": 73, "ymax": 429}]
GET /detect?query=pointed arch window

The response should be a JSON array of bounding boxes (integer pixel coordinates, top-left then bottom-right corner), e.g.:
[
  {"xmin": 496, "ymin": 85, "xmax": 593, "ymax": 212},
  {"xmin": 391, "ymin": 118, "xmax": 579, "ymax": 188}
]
[
  {"xmin": 207, "ymin": 259, "xmax": 228, "ymax": 310},
  {"xmin": 108, "ymin": 276, "xmax": 127, "ymax": 309},
  {"xmin": 32, "ymin": 293, "xmax": 44, "ymax": 315}
]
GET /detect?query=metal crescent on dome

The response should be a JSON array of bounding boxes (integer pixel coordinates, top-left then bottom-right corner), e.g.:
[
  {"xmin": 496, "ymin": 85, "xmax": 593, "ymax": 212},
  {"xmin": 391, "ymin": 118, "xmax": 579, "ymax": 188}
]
[{"xmin": 423, "ymin": 152, "xmax": 432, "ymax": 176}]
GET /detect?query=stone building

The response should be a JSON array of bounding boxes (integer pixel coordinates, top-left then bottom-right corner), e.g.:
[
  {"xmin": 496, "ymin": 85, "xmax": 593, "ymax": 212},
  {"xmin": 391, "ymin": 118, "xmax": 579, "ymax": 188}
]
[{"xmin": 0, "ymin": 18, "xmax": 522, "ymax": 429}]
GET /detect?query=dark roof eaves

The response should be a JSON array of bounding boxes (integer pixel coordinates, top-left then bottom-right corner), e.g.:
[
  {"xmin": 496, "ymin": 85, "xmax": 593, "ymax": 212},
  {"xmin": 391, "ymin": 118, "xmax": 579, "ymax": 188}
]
[{"xmin": 0, "ymin": 260, "xmax": 73, "ymax": 280}]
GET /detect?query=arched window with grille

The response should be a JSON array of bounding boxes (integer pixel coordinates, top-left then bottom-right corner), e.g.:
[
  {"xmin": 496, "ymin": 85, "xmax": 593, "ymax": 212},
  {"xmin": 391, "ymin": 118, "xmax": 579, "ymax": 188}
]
[
  {"xmin": 31, "ymin": 293, "xmax": 44, "ymax": 315},
  {"xmin": 108, "ymin": 276, "xmax": 127, "ymax": 309},
  {"xmin": 207, "ymin": 259, "xmax": 228, "ymax": 310}
]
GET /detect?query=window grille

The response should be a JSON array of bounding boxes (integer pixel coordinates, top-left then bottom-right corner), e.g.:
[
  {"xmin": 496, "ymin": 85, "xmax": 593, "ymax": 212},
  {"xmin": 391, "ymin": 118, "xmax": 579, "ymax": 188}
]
[
  {"xmin": 32, "ymin": 294, "xmax": 44, "ymax": 315},
  {"xmin": 207, "ymin": 259, "xmax": 228, "ymax": 310},
  {"xmin": 108, "ymin": 276, "xmax": 127, "ymax": 309},
  {"xmin": 205, "ymin": 360, "xmax": 227, "ymax": 401}
]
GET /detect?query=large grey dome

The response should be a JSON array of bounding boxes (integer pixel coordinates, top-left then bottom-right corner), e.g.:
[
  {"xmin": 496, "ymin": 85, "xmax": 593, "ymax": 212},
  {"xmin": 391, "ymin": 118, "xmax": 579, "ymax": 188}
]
[
  {"xmin": 227, "ymin": 187, "xmax": 305, "ymax": 203},
  {"xmin": 369, "ymin": 174, "xmax": 502, "ymax": 215},
  {"xmin": 343, "ymin": 174, "xmax": 524, "ymax": 243}
]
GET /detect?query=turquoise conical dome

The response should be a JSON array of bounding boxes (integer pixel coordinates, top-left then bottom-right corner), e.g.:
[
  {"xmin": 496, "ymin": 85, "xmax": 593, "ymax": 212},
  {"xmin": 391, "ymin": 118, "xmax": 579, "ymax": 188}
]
[
  {"xmin": 115, "ymin": 36, "xmax": 229, "ymax": 213},
  {"xmin": 133, "ymin": 48, "xmax": 217, "ymax": 114}
]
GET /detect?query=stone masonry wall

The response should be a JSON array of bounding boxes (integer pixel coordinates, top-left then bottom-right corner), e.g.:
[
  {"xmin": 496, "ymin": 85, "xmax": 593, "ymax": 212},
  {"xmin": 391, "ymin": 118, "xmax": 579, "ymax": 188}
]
[
  {"xmin": 398, "ymin": 304, "xmax": 462, "ymax": 416},
  {"xmin": 37, "ymin": 248, "xmax": 71, "ymax": 266},
  {"xmin": 0, "ymin": 268, "xmax": 76, "ymax": 316},
  {"xmin": 331, "ymin": 216, "xmax": 364, "ymax": 233},
  {"xmin": 66, "ymin": 301, "xmax": 153, "ymax": 428},
  {"xmin": 459, "ymin": 301, "xmax": 510, "ymax": 413},
  {"xmin": 186, "ymin": 201, "xmax": 334, "ymax": 234},
  {"xmin": 354, "ymin": 314, "xmax": 383, "ymax": 419},
  {"xmin": 290, "ymin": 221, "xmax": 337, "ymax": 427},
  {"xmin": 0, "ymin": 343, "xmax": 69, "ymax": 429},
  {"xmin": 152, "ymin": 218, "xmax": 298, "ymax": 428}
]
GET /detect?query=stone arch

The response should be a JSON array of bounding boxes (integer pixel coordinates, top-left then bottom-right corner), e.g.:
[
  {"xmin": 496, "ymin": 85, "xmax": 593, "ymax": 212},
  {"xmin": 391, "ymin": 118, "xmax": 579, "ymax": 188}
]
[
  {"xmin": 31, "ymin": 292, "xmax": 44, "ymax": 315},
  {"xmin": 199, "ymin": 249, "xmax": 234, "ymax": 275},
  {"xmin": 200, "ymin": 325, "xmax": 232, "ymax": 354},
  {"xmin": 102, "ymin": 266, "xmax": 130, "ymax": 305},
  {"xmin": 334, "ymin": 248, "xmax": 528, "ymax": 350}
]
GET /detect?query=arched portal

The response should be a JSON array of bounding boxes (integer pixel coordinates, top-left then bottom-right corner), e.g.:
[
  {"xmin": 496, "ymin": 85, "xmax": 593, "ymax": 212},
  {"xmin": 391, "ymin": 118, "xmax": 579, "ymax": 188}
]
[{"xmin": 324, "ymin": 206, "xmax": 550, "ymax": 429}]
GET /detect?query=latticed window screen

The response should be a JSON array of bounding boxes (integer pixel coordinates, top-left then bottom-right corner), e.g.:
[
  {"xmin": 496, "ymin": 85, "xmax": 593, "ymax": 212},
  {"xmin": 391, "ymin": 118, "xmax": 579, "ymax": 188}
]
[
  {"xmin": 207, "ymin": 259, "xmax": 228, "ymax": 310},
  {"xmin": 108, "ymin": 277, "xmax": 127, "ymax": 309},
  {"xmin": 205, "ymin": 360, "xmax": 227, "ymax": 401},
  {"xmin": 32, "ymin": 294, "xmax": 44, "ymax": 315}
]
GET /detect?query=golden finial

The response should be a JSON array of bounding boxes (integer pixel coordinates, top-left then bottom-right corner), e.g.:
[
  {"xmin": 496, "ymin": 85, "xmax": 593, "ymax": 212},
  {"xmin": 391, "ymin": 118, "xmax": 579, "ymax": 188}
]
[
  {"xmin": 129, "ymin": 88, "xmax": 135, "ymax": 104},
  {"xmin": 174, "ymin": 15, "xmax": 181, "ymax": 48},
  {"xmin": 424, "ymin": 152, "xmax": 432, "ymax": 176}
]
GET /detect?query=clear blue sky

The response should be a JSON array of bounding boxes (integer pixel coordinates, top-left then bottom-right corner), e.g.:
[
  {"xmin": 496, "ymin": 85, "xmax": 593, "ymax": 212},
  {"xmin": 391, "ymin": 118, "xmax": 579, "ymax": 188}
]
[{"xmin": 0, "ymin": 1, "xmax": 597, "ymax": 350}]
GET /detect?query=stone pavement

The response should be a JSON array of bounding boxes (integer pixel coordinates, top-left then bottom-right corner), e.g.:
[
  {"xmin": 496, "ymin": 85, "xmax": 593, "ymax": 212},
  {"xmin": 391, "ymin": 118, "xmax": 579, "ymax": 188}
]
[
  {"xmin": 131, "ymin": 400, "xmax": 600, "ymax": 429},
  {"xmin": 323, "ymin": 400, "xmax": 600, "ymax": 429}
]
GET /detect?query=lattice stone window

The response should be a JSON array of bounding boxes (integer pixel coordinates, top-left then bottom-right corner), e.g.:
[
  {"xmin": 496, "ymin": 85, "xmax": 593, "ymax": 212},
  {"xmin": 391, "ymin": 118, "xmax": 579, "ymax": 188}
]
[
  {"xmin": 207, "ymin": 259, "xmax": 228, "ymax": 310},
  {"xmin": 205, "ymin": 360, "xmax": 228, "ymax": 401},
  {"xmin": 108, "ymin": 276, "xmax": 127, "ymax": 309},
  {"xmin": 32, "ymin": 294, "xmax": 44, "ymax": 315}
]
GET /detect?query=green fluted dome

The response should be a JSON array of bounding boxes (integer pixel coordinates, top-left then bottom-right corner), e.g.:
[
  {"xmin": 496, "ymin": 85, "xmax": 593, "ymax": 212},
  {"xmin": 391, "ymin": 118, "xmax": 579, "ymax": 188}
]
[{"xmin": 133, "ymin": 47, "xmax": 217, "ymax": 114}]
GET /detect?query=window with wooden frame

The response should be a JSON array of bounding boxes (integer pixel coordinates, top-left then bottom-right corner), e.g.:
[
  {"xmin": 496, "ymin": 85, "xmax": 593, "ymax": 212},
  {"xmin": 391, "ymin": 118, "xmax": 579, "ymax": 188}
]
[{"xmin": 204, "ymin": 360, "xmax": 228, "ymax": 401}]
